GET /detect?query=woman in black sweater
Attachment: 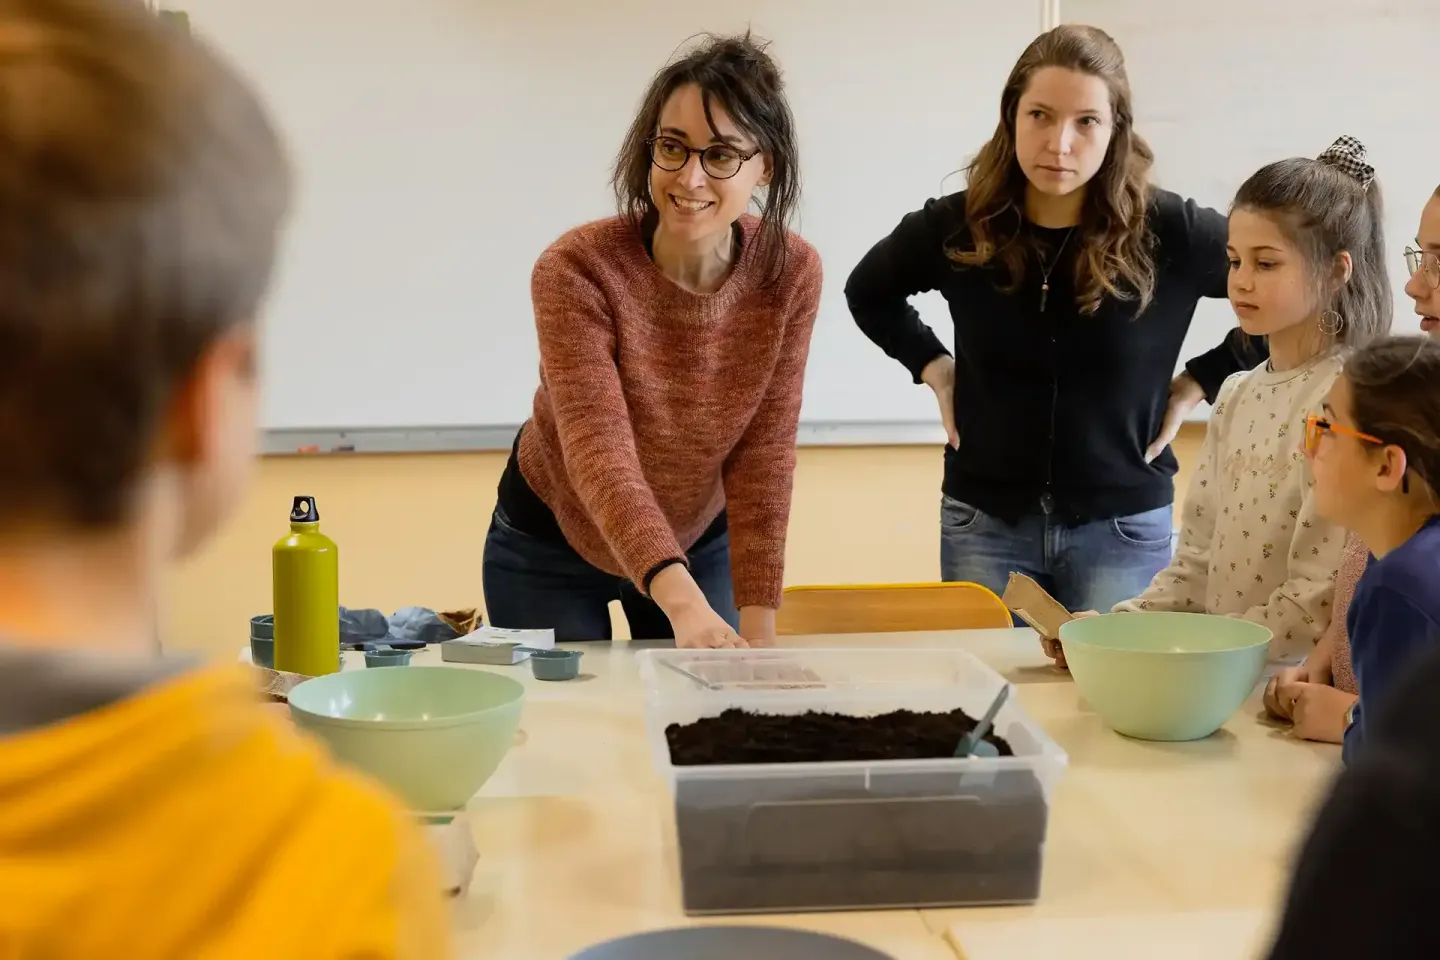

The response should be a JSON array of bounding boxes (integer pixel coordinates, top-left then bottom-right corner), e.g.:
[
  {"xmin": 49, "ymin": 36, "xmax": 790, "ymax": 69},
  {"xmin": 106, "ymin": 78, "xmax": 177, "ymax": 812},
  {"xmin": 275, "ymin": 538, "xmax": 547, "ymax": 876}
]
[{"xmin": 846, "ymin": 24, "xmax": 1265, "ymax": 613}]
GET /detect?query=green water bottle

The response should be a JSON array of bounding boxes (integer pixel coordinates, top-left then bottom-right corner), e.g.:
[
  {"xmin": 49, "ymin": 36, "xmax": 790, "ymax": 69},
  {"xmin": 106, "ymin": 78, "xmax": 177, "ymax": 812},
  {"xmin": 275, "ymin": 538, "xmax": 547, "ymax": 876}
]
[{"xmin": 272, "ymin": 495, "xmax": 340, "ymax": 676}]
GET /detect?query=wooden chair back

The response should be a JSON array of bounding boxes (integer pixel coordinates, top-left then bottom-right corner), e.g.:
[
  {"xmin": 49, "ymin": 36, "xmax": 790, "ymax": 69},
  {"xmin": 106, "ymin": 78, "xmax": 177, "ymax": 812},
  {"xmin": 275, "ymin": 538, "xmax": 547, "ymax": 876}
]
[{"xmin": 775, "ymin": 581, "xmax": 1013, "ymax": 636}]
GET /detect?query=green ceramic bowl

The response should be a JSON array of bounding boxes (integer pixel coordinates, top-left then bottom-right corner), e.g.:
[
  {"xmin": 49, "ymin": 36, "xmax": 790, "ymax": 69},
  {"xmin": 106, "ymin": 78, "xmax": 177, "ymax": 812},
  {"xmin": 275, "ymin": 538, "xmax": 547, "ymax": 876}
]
[
  {"xmin": 287, "ymin": 666, "xmax": 524, "ymax": 811},
  {"xmin": 1059, "ymin": 612, "xmax": 1271, "ymax": 742}
]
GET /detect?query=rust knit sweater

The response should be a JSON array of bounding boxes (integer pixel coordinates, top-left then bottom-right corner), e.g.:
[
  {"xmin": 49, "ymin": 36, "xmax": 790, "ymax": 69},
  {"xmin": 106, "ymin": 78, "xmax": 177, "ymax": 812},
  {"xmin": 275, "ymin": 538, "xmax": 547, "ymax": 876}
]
[{"xmin": 515, "ymin": 214, "xmax": 822, "ymax": 609}]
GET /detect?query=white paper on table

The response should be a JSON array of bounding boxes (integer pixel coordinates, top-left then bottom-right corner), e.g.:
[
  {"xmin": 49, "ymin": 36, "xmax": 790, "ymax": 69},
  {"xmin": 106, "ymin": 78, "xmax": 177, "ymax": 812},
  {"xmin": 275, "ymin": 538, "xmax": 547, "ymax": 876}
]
[
  {"xmin": 948, "ymin": 908, "xmax": 1273, "ymax": 960},
  {"xmin": 470, "ymin": 625, "xmax": 556, "ymax": 650}
]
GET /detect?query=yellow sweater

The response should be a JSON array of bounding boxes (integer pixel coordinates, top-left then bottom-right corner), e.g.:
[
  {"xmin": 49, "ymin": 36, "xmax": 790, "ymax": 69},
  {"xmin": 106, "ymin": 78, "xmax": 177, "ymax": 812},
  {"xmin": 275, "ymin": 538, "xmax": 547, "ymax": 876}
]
[{"xmin": 0, "ymin": 664, "xmax": 451, "ymax": 959}]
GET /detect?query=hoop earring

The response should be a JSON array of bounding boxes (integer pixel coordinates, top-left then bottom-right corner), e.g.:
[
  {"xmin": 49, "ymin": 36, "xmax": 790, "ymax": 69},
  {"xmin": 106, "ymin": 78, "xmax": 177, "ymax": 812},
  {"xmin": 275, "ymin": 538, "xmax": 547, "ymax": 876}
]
[{"xmin": 1318, "ymin": 309, "xmax": 1345, "ymax": 337}]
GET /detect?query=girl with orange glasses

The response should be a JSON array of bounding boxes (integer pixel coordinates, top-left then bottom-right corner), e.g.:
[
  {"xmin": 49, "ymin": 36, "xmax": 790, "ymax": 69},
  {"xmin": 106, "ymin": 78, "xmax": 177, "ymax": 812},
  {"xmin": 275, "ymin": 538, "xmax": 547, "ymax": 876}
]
[
  {"xmin": 1302, "ymin": 335, "xmax": 1440, "ymax": 762},
  {"xmin": 1266, "ymin": 186, "xmax": 1440, "ymax": 745}
]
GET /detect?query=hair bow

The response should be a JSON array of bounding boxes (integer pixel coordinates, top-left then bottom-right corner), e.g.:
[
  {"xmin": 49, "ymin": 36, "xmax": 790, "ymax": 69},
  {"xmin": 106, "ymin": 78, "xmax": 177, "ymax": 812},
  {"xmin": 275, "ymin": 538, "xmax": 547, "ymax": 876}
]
[{"xmin": 1316, "ymin": 135, "xmax": 1375, "ymax": 189}]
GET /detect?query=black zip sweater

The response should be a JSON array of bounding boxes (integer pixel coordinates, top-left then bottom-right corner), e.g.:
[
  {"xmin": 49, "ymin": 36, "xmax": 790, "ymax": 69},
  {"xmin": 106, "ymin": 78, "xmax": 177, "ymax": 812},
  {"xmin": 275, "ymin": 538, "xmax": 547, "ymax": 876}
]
[{"xmin": 845, "ymin": 188, "xmax": 1268, "ymax": 526}]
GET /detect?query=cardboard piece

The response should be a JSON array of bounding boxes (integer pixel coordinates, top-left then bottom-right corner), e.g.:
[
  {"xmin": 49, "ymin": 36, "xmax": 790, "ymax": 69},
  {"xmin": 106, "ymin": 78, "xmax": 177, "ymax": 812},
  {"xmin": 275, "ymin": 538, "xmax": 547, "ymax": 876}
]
[
  {"xmin": 1001, "ymin": 573, "xmax": 1075, "ymax": 666},
  {"xmin": 438, "ymin": 607, "xmax": 483, "ymax": 636},
  {"xmin": 250, "ymin": 662, "xmax": 352, "ymax": 702},
  {"xmin": 1001, "ymin": 573, "xmax": 1074, "ymax": 640}
]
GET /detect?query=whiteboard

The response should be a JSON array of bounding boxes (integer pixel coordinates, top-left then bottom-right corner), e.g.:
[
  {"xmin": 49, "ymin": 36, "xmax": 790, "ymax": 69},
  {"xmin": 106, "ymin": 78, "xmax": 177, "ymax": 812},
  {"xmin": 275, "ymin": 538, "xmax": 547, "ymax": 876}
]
[
  {"xmin": 1065, "ymin": 0, "xmax": 1439, "ymax": 375},
  {"xmin": 182, "ymin": 0, "xmax": 1045, "ymax": 432}
]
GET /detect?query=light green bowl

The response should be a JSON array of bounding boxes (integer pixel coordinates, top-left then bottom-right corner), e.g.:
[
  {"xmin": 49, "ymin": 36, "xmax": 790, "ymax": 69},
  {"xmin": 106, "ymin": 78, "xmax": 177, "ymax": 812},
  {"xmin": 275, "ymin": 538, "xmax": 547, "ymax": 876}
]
[
  {"xmin": 287, "ymin": 666, "xmax": 524, "ymax": 811},
  {"xmin": 1059, "ymin": 612, "xmax": 1271, "ymax": 741}
]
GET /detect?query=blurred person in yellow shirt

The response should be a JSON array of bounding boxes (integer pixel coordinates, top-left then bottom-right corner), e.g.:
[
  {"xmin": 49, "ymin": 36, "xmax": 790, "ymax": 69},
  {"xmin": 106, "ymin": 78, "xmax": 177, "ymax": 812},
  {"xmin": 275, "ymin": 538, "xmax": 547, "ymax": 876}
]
[{"xmin": 0, "ymin": 1, "xmax": 449, "ymax": 956}]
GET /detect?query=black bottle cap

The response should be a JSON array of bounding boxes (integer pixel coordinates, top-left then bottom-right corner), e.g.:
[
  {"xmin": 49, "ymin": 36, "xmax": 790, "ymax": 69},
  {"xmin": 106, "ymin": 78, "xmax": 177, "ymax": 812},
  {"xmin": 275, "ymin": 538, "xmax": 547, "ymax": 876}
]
[{"xmin": 290, "ymin": 496, "xmax": 320, "ymax": 523}]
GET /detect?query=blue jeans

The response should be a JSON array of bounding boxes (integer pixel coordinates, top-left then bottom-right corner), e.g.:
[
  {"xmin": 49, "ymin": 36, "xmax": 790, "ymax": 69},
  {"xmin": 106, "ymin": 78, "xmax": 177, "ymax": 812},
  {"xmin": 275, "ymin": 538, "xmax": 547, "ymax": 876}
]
[
  {"xmin": 939, "ymin": 496, "xmax": 1174, "ymax": 614},
  {"xmin": 481, "ymin": 506, "xmax": 739, "ymax": 642}
]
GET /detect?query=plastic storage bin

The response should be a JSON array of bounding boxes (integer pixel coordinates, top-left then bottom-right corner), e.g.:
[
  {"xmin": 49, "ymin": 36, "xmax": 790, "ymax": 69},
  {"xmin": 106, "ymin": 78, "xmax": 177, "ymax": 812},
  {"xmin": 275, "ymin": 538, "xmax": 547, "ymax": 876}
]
[{"xmin": 637, "ymin": 647, "xmax": 1068, "ymax": 915}]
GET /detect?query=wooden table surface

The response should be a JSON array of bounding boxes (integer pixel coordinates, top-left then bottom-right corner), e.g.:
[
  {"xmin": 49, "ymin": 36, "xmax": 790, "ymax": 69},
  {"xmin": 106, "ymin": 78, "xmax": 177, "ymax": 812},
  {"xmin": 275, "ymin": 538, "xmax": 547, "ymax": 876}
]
[{"xmin": 316, "ymin": 630, "xmax": 1341, "ymax": 960}]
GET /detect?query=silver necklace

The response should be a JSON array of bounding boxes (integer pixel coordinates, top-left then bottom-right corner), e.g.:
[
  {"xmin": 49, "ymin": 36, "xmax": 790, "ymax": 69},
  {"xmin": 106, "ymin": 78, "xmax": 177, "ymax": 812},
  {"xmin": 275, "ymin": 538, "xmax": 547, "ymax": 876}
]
[{"xmin": 1037, "ymin": 227, "xmax": 1075, "ymax": 313}]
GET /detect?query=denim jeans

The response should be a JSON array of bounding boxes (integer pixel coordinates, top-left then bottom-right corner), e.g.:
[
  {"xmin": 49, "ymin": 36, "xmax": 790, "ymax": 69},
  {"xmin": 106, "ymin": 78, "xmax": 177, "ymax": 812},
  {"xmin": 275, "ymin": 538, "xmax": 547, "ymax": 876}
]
[
  {"xmin": 939, "ymin": 495, "xmax": 1174, "ymax": 614},
  {"xmin": 481, "ymin": 506, "xmax": 739, "ymax": 642}
]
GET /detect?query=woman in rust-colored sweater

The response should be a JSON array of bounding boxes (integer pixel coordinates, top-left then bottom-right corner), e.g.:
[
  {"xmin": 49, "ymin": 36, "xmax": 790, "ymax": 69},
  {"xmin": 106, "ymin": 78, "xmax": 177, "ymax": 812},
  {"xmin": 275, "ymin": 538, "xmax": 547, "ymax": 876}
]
[{"xmin": 482, "ymin": 33, "xmax": 822, "ymax": 648}]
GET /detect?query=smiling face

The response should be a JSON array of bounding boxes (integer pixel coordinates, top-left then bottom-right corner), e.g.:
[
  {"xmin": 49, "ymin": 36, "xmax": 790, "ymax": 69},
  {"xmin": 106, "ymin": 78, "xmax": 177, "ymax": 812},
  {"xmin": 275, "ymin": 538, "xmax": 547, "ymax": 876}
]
[
  {"xmin": 1013, "ymin": 66, "xmax": 1115, "ymax": 200},
  {"xmin": 648, "ymin": 83, "xmax": 770, "ymax": 248},
  {"xmin": 1226, "ymin": 208, "xmax": 1326, "ymax": 336},
  {"xmin": 1406, "ymin": 193, "xmax": 1440, "ymax": 337}
]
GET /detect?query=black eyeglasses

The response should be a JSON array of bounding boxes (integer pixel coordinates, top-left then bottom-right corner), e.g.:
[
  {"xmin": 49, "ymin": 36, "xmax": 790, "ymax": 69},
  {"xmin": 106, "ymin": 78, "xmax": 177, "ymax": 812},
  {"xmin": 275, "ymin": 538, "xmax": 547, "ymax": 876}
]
[
  {"xmin": 646, "ymin": 136, "xmax": 759, "ymax": 180},
  {"xmin": 1405, "ymin": 245, "xmax": 1440, "ymax": 290}
]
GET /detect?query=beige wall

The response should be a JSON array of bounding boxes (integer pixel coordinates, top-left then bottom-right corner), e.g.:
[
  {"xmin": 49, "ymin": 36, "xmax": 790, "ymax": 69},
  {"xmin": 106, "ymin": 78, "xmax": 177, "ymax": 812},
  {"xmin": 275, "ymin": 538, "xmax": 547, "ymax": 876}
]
[{"xmin": 162, "ymin": 424, "xmax": 1206, "ymax": 661}]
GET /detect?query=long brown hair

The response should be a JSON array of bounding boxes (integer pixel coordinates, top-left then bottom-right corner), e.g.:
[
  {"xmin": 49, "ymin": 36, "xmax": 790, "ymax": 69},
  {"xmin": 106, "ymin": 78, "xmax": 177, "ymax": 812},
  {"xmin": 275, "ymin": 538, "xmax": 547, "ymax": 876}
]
[
  {"xmin": 612, "ymin": 32, "xmax": 801, "ymax": 289},
  {"xmin": 950, "ymin": 24, "xmax": 1156, "ymax": 315}
]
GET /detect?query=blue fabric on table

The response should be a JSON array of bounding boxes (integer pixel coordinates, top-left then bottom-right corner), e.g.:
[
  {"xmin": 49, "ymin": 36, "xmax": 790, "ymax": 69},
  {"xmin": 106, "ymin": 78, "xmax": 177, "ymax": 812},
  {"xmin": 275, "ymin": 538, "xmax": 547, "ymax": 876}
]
[
  {"xmin": 255, "ymin": 607, "xmax": 472, "ymax": 652},
  {"xmin": 338, "ymin": 606, "xmax": 467, "ymax": 651}
]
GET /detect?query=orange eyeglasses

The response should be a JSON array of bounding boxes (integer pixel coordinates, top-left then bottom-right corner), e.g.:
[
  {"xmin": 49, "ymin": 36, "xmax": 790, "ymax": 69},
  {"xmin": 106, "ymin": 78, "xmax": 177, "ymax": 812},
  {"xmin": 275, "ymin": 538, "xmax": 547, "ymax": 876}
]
[{"xmin": 1304, "ymin": 414, "xmax": 1384, "ymax": 454}]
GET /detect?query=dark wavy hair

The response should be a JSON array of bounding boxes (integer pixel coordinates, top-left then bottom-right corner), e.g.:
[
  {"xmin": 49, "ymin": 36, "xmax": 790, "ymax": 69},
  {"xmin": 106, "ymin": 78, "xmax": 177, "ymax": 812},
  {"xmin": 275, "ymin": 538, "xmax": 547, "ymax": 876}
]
[
  {"xmin": 949, "ymin": 24, "xmax": 1156, "ymax": 316},
  {"xmin": 612, "ymin": 32, "xmax": 800, "ymax": 289}
]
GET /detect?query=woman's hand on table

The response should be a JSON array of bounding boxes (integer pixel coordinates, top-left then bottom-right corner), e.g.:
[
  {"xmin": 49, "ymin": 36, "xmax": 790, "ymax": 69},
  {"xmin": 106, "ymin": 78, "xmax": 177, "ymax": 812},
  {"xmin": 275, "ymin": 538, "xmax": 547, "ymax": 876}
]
[
  {"xmin": 650, "ymin": 565, "xmax": 748, "ymax": 648},
  {"xmin": 921, "ymin": 355, "xmax": 959, "ymax": 449},
  {"xmin": 1145, "ymin": 371, "xmax": 1205, "ymax": 463},
  {"xmin": 673, "ymin": 606, "xmax": 748, "ymax": 648}
]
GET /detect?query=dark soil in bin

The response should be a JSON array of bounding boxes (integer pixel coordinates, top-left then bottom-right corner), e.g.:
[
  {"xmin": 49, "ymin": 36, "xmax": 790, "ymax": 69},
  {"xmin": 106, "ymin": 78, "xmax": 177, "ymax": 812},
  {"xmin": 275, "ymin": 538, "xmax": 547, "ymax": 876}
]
[
  {"xmin": 665, "ymin": 707, "xmax": 1014, "ymax": 765},
  {"xmin": 662, "ymin": 707, "xmax": 1046, "ymax": 915}
]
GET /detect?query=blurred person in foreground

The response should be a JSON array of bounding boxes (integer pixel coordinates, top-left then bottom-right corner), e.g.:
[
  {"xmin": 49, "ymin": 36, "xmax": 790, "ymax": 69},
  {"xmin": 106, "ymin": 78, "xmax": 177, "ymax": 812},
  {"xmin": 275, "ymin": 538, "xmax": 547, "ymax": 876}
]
[{"xmin": 0, "ymin": 1, "xmax": 449, "ymax": 956}]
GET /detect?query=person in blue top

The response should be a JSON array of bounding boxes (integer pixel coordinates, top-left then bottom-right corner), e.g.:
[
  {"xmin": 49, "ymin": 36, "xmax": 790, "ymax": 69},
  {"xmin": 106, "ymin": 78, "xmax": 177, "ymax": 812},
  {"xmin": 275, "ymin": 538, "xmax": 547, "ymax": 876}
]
[
  {"xmin": 1303, "ymin": 335, "xmax": 1440, "ymax": 763},
  {"xmin": 1264, "ymin": 637, "xmax": 1440, "ymax": 958}
]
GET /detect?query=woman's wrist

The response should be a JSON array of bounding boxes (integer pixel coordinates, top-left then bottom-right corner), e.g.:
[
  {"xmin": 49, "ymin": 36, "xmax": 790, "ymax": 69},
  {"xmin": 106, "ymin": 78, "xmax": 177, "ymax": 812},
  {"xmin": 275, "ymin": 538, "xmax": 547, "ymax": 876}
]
[
  {"xmin": 648, "ymin": 563, "xmax": 706, "ymax": 620},
  {"xmin": 738, "ymin": 605, "xmax": 777, "ymax": 642}
]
